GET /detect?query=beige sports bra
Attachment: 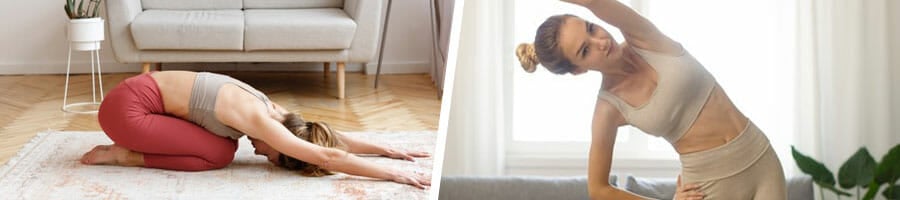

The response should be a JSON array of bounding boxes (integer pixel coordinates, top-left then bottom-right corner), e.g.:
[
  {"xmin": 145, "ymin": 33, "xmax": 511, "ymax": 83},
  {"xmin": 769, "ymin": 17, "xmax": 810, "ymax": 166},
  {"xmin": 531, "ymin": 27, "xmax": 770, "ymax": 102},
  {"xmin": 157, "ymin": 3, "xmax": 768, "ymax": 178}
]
[
  {"xmin": 598, "ymin": 46, "xmax": 716, "ymax": 144},
  {"xmin": 187, "ymin": 72, "xmax": 271, "ymax": 140}
]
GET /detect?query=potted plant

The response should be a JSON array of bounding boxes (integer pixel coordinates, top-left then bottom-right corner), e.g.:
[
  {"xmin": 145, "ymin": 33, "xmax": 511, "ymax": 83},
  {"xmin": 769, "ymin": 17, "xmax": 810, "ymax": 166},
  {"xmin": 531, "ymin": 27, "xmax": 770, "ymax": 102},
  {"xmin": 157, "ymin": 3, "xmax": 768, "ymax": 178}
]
[
  {"xmin": 793, "ymin": 144, "xmax": 900, "ymax": 200},
  {"xmin": 64, "ymin": 0, "xmax": 104, "ymax": 51}
]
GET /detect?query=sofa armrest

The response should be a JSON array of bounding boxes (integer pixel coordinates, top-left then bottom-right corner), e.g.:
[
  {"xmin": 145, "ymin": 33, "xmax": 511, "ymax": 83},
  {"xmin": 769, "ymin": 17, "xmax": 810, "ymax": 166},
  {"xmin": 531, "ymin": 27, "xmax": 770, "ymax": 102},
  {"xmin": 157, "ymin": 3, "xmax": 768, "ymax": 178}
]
[
  {"xmin": 343, "ymin": 0, "xmax": 384, "ymax": 62},
  {"xmin": 105, "ymin": 0, "xmax": 143, "ymax": 63}
]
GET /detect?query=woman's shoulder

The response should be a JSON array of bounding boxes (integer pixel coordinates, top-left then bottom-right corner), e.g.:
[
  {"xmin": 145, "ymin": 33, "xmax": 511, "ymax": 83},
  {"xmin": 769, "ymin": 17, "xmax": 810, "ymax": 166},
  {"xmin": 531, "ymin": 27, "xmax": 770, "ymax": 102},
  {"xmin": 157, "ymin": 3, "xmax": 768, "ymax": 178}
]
[
  {"xmin": 593, "ymin": 91, "xmax": 628, "ymax": 126},
  {"xmin": 625, "ymin": 35, "xmax": 684, "ymax": 57}
]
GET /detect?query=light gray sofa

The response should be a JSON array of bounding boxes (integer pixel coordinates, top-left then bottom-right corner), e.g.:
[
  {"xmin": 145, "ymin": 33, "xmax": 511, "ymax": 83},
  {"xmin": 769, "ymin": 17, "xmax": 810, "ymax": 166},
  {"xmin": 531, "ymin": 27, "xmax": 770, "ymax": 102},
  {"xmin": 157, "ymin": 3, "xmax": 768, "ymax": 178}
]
[
  {"xmin": 439, "ymin": 175, "xmax": 814, "ymax": 200},
  {"xmin": 105, "ymin": 0, "xmax": 385, "ymax": 99}
]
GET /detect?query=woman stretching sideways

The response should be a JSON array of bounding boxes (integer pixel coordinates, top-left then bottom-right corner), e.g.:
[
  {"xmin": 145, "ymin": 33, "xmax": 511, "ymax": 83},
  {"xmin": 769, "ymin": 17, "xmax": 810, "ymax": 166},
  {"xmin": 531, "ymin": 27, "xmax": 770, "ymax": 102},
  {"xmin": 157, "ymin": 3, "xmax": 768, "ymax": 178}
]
[{"xmin": 516, "ymin": 0, "xmax": 786, "ymax": 199}]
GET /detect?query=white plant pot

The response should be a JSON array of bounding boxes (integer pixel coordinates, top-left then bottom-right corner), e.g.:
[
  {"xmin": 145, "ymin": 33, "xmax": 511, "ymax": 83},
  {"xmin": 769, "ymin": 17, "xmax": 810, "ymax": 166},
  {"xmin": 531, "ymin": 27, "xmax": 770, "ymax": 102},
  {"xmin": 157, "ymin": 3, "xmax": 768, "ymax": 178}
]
[{"xmin": 68, "ymin": 18, "xmax": 105, "ymax": 51}]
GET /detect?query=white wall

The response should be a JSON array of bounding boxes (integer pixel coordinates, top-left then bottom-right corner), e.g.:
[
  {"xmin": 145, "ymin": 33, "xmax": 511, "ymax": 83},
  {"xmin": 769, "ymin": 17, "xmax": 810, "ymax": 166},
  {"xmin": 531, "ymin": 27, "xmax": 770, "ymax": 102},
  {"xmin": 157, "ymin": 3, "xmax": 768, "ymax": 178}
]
[
  {"xmin": 0, "ymin": 0, "xmax": 437, "ymax": 75},
  {"xmin": 891, "ymin": 0, "xmax": 900, "ymax": 140},
  {"xmin": 363, "ymin": 0, "xmax": 438, "ymax": 75}
]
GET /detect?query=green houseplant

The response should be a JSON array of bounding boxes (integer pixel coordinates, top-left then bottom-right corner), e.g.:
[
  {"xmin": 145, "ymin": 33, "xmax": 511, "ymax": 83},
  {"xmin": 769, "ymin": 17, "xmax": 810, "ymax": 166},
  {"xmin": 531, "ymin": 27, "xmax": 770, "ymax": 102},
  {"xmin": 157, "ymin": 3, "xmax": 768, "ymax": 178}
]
[
  {"xmin": 64, "ymin": 0, "xmax": 102, "ymax": 19},
  {"xmin": 793, "ymin": 144, "xmax": 900, "ymax": 200},
  {"xmin": 63, "ymin": 0, "xmax": 105, "ymax": 51}
]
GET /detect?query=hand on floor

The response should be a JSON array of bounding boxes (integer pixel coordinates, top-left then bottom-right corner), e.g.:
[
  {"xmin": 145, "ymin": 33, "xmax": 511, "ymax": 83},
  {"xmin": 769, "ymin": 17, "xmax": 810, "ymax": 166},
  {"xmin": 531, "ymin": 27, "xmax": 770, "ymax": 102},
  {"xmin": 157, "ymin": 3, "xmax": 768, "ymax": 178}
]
[{"xmin": 392, "ymin": 171, "xmax": 431, "ymax": 189}]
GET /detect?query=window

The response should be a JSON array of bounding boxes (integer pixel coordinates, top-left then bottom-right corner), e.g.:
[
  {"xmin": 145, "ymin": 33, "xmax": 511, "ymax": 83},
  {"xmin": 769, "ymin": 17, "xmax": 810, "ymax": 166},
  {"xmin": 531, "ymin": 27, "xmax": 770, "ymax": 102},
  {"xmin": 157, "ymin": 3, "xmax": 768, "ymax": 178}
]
[{"xmin": 509, "ymin": 0, "xmax": 796, "ymax": 175}]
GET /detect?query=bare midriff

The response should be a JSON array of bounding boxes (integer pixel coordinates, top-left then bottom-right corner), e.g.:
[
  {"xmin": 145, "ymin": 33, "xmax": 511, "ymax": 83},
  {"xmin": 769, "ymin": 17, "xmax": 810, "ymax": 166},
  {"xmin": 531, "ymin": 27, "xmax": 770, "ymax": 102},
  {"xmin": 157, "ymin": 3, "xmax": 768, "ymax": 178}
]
[
  {"xmin": 672, "ymin": 85, "xmax": 748, "ymax": 154},
  {"xmin": 150, "ymin": 71, "xmax": 196, "ymax": 119}
]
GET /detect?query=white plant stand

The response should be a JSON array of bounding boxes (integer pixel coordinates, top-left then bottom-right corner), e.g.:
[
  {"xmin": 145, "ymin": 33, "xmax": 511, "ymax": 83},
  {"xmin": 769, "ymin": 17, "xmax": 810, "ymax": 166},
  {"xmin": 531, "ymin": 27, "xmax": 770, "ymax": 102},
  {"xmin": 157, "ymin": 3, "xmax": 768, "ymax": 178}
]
[{"xmin": 62, "ymin": 18, "xmax": 105, "ymax": 114}]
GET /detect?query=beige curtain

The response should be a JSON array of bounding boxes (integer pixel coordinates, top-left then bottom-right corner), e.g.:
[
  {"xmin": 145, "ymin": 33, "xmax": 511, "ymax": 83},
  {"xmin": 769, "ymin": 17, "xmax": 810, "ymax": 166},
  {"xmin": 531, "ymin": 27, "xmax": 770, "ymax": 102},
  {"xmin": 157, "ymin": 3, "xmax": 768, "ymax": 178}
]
[{"xmin": 431, "ymin": 0, "xmax": 455, "ymax": 94}]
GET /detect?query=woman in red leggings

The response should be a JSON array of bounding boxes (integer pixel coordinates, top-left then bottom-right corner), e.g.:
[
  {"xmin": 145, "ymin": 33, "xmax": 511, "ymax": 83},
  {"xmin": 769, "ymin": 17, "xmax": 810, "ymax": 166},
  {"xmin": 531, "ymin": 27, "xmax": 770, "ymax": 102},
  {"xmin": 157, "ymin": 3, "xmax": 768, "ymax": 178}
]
[{"xmin": 80, "ymin": 71, "xmax": 430, "ymax": 189}]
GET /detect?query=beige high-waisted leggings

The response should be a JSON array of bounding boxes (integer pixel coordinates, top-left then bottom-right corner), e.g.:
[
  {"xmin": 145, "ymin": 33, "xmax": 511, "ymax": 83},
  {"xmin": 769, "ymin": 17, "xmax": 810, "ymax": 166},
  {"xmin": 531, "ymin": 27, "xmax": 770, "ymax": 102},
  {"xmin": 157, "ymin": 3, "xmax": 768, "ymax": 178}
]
[{"xmin": 679, "ymin": 122, "xmax": 786, "ymax": 200}]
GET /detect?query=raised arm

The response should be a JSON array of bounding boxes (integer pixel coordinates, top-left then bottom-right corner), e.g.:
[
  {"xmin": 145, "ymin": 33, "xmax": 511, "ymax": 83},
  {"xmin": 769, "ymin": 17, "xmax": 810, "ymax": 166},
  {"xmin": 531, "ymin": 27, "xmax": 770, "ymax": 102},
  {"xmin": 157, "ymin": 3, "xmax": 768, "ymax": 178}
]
[
  {"xmin": 588, "ymin": 100, "xmax": 653, "ymax": 199},
  {"xmin": 562, "ymin": 0, "xmax": 681, "ymax": 54}
]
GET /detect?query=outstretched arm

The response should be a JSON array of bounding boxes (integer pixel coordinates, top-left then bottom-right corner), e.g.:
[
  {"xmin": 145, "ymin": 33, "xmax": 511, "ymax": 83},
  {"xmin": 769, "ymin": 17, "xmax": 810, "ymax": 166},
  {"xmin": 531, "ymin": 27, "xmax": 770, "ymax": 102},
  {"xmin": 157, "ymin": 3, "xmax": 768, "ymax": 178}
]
[
  {"xmin": 561, "ymin": 0, "xmax": 681, "ymax": 54},
  {"xmin": 336, "ymin": 132, "xmax": 430, "ymax": 161},
  {"xmin": 588, "ymin": 100, "xmax": 652, "ymax": 199},
  {"xmin": 225, "ymin": 102, "xmax": 429, "ymax": 189},
  {"xmin": 248, "ymin": 115, "xmax": 430, "ymax": 188}
]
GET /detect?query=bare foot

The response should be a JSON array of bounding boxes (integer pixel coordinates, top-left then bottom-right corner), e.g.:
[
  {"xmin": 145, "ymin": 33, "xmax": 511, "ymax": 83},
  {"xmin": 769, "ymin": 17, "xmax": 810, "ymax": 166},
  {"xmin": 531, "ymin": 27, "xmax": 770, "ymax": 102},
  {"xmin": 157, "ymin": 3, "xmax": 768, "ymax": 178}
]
[{"xmin": 80, "ymin": 144, "xmax": 140, "ymax": 166}]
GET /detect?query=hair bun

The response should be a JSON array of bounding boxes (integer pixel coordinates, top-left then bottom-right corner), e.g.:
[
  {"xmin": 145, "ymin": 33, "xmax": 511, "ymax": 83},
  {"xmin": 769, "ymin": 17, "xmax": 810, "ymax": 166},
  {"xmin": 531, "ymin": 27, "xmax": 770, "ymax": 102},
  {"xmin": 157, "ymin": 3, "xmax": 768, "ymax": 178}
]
[{"xmin": 515, "ymin": 43, "xmax": 538, "ymax": 73}]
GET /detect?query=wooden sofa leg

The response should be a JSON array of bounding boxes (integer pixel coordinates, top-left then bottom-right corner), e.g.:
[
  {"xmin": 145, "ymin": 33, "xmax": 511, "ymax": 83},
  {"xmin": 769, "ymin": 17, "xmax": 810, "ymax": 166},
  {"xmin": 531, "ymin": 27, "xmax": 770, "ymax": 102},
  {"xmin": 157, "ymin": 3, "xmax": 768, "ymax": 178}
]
[
  {"xmin": 155, "ymin": 63, "xmax": 163, "ymax": 71},
  {"xmin": 141, "ymin": 63, "xmax": 152, "ymax": 74},
  {"xmin": 323, "ymin": 62, "xmax": 330, "ymax": 79},
  {"xmin": 337, "ymin": 62, "xmax": 346, "ymax": 99}
]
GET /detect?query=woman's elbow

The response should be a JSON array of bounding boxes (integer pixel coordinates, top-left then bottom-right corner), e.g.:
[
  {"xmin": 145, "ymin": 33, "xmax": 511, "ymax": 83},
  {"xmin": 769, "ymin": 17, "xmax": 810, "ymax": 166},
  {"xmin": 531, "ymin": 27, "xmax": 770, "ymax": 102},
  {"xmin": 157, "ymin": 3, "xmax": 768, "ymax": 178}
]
[
  {"xmin": 587, "ymin": 184, "xmax": 616, "ymax": 200},
  {"xmin": 310, "ymin": 148, "xmax": 347, "ymax": 168}
]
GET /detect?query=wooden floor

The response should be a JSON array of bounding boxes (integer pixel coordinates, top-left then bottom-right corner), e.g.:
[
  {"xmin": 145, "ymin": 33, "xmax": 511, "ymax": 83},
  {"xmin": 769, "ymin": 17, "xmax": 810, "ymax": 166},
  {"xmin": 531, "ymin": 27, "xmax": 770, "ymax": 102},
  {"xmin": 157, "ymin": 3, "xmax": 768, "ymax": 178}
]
[{"xmin": 0, "ymin": 71, "xmax": 442, "ymax": 166}]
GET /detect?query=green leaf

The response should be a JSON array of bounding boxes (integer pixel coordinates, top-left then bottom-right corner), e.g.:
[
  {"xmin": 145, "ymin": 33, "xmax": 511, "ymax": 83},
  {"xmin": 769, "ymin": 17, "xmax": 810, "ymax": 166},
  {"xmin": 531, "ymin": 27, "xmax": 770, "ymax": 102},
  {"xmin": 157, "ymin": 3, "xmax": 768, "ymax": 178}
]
[
  {"xmin": 883, "ymin": 184, "xmax": 899, "ymax": 199},
  {"xmin": 819, "ymin": 183, "xmax": 853, "ymax": 196},
  {"xmin": 66, "ymin": 0, "xmax": 76, "ymax": 19},
  {"xmin": 793, "ymin": 146, "xmax": 837, "ymax": 186},
  {"xmin": 839, "ymin": 148, "xmax": 878, "ymax": 188},
  {"xmin": 77, "ymin": 0, "xmax": 85, "ymax": 17},
  {"xmin": 863, "ymin": 181, "xmax": 882, "ymax": 200},
  {"xmin": 91, "ymin": 0, "xmax": 102, "ymax": 18},
  {"xmin": 875, "ymin": 144, "xmax": 900, "ymax": 184},
  {"xmin": 64, "ymin": 4, "xmax": 73, "ymax": 19},
  {"xmin": 67, "ymin": 0, "xmax": 75, "ymax": 14}
]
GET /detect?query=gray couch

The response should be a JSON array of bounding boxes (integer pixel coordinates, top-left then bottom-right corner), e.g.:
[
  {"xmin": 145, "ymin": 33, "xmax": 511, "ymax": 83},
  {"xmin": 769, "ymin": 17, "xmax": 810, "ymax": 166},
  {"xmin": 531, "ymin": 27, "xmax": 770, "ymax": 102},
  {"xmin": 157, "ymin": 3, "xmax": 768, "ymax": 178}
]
[
  {"xmin": 105, "ymin": 0, "xmax": 385, "ymax": 99},
  {"xmin": 439, "ymin": 175, "xmax": 813, "ymax": 200}
]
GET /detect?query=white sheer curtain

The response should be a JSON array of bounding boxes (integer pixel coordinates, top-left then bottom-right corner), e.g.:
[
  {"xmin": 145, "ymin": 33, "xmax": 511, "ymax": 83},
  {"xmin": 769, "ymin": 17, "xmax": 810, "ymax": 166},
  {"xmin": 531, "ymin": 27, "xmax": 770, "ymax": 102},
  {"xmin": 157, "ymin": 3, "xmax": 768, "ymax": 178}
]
[
  {"xmin": 795, "ymin": 0, "xmax": 899, "ymax": 199},
  {"xmin": 441, "ymin": 0, "xmax": 511, "ymax": 176}
]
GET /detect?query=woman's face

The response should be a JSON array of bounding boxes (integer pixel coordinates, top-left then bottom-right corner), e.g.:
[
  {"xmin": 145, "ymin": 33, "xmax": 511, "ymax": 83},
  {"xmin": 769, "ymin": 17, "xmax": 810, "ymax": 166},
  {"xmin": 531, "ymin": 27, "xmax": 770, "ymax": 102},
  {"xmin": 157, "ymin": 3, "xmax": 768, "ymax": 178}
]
[
  {"xmin": 557, "ymin": 17, "xmax": 621, "ymax": 75},
  {"xmin": 249, "ymin": 137, "xmax": 281, "ymax": 165}
]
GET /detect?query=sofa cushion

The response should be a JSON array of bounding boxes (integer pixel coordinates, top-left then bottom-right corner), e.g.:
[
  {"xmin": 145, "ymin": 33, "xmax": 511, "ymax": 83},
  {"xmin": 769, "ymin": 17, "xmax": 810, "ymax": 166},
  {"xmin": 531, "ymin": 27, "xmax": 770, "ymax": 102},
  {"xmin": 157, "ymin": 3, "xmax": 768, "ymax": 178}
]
[
  {"xmin": 438, "ymin": 176, "xmax": 616, "ymax": 200},
  {"xmin": 244, "ymin": 9, "xmax": 356, "ymax": 51},
  {"xmin": 623, "ymin": 176, "xmax": 678, "ymax": 200},
  {"xmin": 243, "ymin": 0, "xmax": 344, "ymax": 9},
  {"xmin": 142, "ymin": 0, "xmax": 242, "ymax": 10},
  {"xmin": 131, "ymin": 10, "xmax": 244, "ymax": 50}
]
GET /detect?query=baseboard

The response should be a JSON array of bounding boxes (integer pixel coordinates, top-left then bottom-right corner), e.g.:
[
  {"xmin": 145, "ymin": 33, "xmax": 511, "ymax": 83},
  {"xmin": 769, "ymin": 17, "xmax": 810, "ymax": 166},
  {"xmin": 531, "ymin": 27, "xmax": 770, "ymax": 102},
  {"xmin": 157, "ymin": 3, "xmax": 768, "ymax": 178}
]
[
  {"xmin": 364, "ymin": 61, "xmax": 433, "ymax": 75},
  {"xmin": 0, "ymin": 61, "xmax": 433, "ymax": 75},
  {"xmin": 161, "ymin": 62, "xmax": 365, "ymax": 72}
]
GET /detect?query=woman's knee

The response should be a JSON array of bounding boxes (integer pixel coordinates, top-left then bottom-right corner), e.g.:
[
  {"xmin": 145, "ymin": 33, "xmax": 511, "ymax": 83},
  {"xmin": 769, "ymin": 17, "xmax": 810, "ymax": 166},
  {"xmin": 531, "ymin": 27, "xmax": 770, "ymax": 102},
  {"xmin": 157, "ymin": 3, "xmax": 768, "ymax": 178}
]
[
  {"xmin": 210, "ymin": 153, "xmax": 235, "ymax": 168},
  {"xmin": 203, "ymin": 145, "xmax": 237, "ymax": 169}
]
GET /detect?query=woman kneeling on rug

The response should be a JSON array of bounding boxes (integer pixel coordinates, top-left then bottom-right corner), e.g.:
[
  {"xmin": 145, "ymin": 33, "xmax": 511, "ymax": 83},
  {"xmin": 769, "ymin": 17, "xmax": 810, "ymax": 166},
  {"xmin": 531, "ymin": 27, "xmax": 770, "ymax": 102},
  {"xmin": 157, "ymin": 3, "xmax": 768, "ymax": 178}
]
[{"xmin": 79, "ymin": 71, "xmax": 430, "ymax": 189}]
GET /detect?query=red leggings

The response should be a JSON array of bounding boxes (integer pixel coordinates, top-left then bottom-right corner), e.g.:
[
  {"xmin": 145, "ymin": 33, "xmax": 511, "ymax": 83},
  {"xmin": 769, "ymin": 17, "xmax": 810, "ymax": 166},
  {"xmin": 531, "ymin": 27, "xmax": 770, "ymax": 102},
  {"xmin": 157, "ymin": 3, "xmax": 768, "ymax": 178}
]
[{"xmin": 97, "ymin": 73, "xmax": 237, "ymax": 171}]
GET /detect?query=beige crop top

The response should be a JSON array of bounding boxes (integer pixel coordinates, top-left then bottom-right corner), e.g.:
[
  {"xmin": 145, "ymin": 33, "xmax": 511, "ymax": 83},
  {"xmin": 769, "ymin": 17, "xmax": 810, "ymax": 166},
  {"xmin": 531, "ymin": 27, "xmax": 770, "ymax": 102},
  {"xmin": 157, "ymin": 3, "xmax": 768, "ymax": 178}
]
[
  {"xmin": 597, "ymin": 46, "xmax": 716, "ymax": 144},
  {"xmin": 187, "ymin": 72, "xmax": 271, "ymax": 140}
]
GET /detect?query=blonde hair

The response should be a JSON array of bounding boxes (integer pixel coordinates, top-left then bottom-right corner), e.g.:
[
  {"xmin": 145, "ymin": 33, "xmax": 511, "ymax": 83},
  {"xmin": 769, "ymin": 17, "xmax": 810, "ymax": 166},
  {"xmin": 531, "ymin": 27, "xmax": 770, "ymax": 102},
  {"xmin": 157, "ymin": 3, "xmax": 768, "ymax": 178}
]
[
  {"xmin": 516, "ymin": 43, "xmax": 539, "ymax": 73},
  {"xmin": 279, "ymin": 113, "xmax": 347, "ymax": 177},
  {"xmin": 514, "ymin": 14, "xmax": 578, "ymax": 75}
]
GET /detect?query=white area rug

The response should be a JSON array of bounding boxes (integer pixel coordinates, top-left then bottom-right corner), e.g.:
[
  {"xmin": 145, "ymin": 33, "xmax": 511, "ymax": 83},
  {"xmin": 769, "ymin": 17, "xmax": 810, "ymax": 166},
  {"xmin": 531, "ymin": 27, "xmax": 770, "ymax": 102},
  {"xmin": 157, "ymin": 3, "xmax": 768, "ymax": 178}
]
[{"xmin": 0, "ymin": 131, "xmax": 435, "ymax": 200}]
